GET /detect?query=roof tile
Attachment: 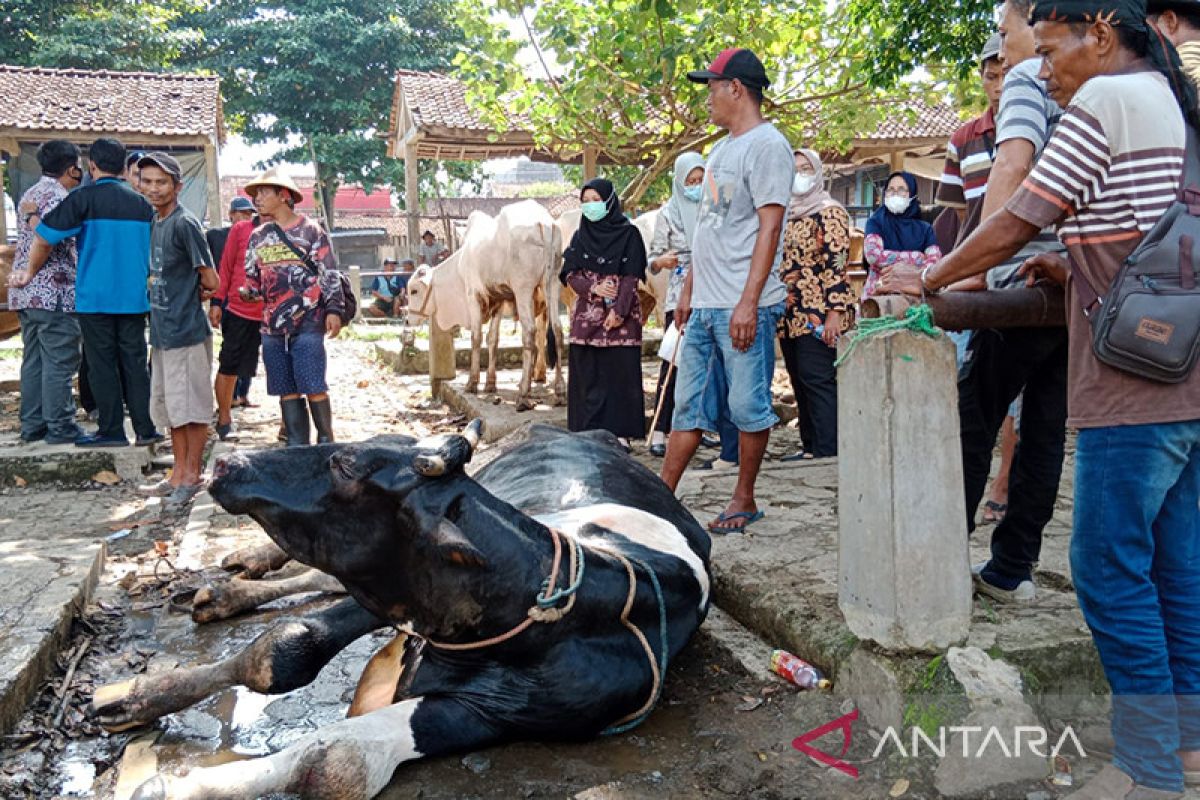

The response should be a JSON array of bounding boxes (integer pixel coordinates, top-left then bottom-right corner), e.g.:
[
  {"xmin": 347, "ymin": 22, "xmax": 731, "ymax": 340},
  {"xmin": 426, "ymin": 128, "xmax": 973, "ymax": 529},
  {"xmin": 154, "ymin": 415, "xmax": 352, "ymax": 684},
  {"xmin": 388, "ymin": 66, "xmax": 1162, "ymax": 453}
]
[{"xmin": 0, "ymin": 65, "xmax": 223, "ymax": 141}]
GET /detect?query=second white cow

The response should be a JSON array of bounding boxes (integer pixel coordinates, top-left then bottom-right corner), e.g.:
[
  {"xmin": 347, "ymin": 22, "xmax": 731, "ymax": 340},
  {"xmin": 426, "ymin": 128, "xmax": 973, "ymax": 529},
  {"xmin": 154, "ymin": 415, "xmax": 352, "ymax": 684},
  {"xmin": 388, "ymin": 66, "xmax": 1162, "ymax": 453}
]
[{"xmin": 408, "ymin": 200, "xmax": 564, "ymax": 411}]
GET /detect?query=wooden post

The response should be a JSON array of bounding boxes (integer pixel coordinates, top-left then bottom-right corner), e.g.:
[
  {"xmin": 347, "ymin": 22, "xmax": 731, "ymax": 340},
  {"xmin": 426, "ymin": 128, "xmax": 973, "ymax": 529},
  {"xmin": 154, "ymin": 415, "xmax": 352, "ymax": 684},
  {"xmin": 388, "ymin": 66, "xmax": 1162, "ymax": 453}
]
[
  {"xmin": 0, "ymin": 155, "xmax": 7, "ymax": 244},
  {"xmin": 837, "ymin": 329, "xmax": 972, "ymax": 652},
  {"xmin": 888, "ymin": 150, "xmax": 906, "ymax": 172},
  {"xmin": 204, "ymin": 142, "xmax": 221, "ymax": 228},
  {"xmin": 428, "ymin": 323, "xmax": 456, "ymax": 400},
  {"xmin": 404, "ymin": 140, "xmax": 420, "ymax": 260},
  {"xmin": 583, "ymin": 146, "xmax": 598, "ymax": 181}
]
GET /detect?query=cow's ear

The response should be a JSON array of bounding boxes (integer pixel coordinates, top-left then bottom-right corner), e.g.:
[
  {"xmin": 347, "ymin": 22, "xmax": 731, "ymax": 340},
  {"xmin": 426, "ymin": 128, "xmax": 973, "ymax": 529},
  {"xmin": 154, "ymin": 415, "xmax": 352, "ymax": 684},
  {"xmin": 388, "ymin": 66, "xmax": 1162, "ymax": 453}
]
[{"xmin": 429, "ymin": 519, "xmax": 488, "ymax": 569}]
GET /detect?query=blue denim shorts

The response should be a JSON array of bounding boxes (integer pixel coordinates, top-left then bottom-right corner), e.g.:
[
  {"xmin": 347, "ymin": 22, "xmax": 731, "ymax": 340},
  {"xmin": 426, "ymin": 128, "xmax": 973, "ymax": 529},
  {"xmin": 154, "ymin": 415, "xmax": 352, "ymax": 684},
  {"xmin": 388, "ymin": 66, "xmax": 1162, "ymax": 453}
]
[
  {"xmin": 672, "ymin": 304, "xmax": 783, "ymax": 434},
  {"xmin": 261, "ymin": 332, "xmax": 328, "ymax": 396}
]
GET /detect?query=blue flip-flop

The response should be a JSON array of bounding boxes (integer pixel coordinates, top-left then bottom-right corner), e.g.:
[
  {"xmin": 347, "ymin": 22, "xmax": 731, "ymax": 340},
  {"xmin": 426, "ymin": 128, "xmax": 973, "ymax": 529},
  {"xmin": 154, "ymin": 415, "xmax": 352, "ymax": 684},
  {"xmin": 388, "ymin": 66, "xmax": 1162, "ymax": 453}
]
[{"xmin": 708, "ymin": 510, "xmax": 765, "ymax": 535}]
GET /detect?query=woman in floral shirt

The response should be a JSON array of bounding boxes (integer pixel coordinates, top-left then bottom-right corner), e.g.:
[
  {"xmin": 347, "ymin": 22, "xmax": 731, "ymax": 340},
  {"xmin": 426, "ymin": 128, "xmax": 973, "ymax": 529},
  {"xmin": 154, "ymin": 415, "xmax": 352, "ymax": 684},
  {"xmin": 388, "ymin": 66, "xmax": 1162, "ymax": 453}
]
[{"xmin": 777, "ymin": 149, "xmax": 853, "ymax": 460}]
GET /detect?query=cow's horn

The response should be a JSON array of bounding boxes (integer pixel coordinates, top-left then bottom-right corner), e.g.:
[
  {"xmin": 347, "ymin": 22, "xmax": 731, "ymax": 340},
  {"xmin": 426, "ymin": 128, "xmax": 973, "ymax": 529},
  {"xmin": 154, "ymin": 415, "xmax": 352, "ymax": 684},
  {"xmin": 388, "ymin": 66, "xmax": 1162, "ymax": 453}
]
[{"xmin": 413, "ymin": 420, "xmax": 483, "ymax": 478}]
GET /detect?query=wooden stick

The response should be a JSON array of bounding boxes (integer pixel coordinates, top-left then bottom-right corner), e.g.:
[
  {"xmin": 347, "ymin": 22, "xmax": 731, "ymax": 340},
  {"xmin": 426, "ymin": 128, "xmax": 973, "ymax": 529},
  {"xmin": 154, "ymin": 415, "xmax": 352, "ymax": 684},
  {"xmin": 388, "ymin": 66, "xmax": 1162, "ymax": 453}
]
[
  {"xmin": 647, "ymin": 332, "xmax": 680, "ymax": 440},
  {"xmin": 49, "ymin": 635, "xmax": 91, "ymax": 726}
]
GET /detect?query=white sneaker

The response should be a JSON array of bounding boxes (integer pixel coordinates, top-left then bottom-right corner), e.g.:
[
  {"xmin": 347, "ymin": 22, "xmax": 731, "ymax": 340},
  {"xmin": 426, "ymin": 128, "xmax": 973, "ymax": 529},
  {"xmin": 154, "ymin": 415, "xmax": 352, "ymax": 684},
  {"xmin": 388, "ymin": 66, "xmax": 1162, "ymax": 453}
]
[
  {"xmin": 973, "ymin": 567, "xmax": 1037, "ymax": 602},
  {"xmin": 137, "ymin": 478, "xmax": 174, "ymax": 497},
  {"xmin": 696, "ymin": 458, "xmax": 738, "ymax": 472}
]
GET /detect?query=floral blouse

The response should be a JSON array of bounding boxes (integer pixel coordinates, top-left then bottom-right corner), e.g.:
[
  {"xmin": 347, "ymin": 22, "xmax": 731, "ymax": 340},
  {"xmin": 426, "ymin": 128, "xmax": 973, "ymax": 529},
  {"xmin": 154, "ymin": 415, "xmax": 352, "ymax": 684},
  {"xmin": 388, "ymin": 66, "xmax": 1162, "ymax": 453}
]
[
  {"xmin": 862, "ymin": 234, "xmax": 943, "ymax": 299},
  {"xmin": 777, "ymin": 207, "xmax": 854, "ymax": 340},
  {"xmin": 564, "ymin": 269, "xmax": 643, "ymax": 347}
]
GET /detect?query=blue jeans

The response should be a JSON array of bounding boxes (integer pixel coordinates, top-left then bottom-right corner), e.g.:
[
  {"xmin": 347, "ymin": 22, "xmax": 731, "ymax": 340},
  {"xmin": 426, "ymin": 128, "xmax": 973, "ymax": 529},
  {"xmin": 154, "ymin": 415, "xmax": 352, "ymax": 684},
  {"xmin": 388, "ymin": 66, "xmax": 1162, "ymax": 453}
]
[
  {"xmin": 18, "ymin": 309, "xmax": 82, "ymax": 439},
  {"xmin": 1071, "ymin": 419, "xmax": 1200, "ymax": 791},
  {"xmin": 672, "ymin": 304, "xmax": 783, "ymax": 434}
]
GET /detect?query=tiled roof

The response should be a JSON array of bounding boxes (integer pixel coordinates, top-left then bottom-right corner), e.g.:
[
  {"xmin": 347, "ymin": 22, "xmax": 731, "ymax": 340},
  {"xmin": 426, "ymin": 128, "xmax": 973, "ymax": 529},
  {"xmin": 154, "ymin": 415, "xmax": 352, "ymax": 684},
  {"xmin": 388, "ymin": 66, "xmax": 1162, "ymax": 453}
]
[
  {"xmin": 0, "ymin": 65, "xmax": 223, "ymax": 142},
  {"xmin": 400, "ymin": 70, "xmax": 505, "ymax": 133},
  {"xmin": 855, "ymin": 100, "xmax": 963, "ymax": 143}
]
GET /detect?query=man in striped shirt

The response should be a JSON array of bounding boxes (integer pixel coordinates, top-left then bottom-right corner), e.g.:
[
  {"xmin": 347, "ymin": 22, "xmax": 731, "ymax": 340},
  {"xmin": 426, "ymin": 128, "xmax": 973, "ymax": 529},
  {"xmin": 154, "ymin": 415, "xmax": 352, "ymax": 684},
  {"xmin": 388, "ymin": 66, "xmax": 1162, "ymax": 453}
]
[{"xmin": 883, "ymin": 0, "xmax": 1200, "ymax": 793}]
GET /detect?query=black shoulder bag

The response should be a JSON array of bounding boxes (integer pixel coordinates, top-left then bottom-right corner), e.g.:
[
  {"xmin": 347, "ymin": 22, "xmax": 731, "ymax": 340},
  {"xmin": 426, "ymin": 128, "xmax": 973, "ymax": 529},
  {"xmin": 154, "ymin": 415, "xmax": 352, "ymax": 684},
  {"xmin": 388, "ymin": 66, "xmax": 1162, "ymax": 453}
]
[
  {"xmin": 270, "ymin": 222, "xmax": 358, "ymax": 325},
  {"xmin": 1075, "ymin": 125, "xmax": 1200, "ymax": 383}
]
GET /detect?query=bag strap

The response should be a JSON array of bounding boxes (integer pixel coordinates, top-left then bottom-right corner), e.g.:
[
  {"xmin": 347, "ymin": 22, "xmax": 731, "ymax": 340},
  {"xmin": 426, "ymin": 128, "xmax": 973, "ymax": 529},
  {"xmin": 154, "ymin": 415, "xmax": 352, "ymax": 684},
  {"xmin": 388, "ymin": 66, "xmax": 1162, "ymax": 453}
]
[{"xmin": 270, "ymin": 222, "xmax": 318, "ymax": 276}]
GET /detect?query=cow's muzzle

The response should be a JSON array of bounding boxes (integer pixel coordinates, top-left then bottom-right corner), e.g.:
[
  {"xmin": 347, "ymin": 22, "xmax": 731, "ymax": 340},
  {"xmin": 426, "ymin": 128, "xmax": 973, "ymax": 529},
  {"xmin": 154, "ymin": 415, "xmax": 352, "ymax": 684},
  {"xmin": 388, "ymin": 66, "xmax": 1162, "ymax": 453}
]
[{"xmin": 413, "ymin": 418, "xmax": 484, "ymax": 477}]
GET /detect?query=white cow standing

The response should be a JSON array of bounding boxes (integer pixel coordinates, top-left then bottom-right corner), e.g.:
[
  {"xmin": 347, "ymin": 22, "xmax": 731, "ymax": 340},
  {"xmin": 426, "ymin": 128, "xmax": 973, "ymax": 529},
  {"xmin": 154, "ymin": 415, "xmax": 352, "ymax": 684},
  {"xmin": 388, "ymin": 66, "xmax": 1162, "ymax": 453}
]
[
  {"xmin": 556, "ymin": 207, "xmax": 670, "ymax": 328},
  {"xmin": 408, "ymin": 200, "xmax": 564, "ymax": 411}
]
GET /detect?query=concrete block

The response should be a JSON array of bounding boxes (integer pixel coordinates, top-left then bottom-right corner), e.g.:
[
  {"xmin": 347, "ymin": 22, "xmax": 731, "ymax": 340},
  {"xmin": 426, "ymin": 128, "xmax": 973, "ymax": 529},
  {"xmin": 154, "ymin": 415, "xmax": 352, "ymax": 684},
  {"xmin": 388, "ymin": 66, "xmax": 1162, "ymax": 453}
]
[{"xmin": 837, "ymin": 331, "xmax": 972, "ymax": 652}]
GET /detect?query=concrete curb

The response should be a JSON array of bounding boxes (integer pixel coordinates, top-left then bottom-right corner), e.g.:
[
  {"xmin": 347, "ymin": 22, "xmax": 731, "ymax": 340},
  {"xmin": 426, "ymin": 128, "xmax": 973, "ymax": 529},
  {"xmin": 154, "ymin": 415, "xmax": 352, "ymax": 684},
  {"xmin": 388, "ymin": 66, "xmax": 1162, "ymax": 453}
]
[{"xmin": 0, "ymin": 538, "xmax": 106, "ymax": 735}]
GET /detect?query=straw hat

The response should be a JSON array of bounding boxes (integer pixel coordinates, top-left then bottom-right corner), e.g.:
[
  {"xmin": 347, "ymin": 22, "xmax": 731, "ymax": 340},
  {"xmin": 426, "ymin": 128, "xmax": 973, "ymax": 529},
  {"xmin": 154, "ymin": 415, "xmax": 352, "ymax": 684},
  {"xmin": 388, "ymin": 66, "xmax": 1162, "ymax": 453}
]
[{"xmin": 243, "ymin": 167, "xmax": 304, "ymax": 205}]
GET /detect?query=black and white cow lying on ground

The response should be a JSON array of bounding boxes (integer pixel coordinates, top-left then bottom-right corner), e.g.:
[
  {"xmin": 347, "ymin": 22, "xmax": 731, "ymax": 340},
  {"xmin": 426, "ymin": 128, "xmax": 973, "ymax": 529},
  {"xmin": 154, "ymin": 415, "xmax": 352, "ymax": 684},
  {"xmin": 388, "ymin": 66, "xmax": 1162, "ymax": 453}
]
[{"xmin": 92, "ymin": 422, "xmax": 712, "ymax": 800}]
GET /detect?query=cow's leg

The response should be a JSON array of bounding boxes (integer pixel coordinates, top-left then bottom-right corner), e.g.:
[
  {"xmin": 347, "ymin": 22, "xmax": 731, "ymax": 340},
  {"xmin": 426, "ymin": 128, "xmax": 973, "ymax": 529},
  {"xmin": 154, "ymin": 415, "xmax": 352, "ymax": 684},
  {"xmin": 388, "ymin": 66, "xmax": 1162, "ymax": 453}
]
[
  {"xmin": 532, "ymin": 311, "xmax": 548, "ymax": 385},
  {"xmin": 466, "ymin": 319, "xmax": 482, "ymax": 394},
  {"xmin": 515, "ymin": 295, "xmax": 538, "ymax": 411},
  {"xmin": 219, "ymin": 540, "xmax": 290, "ymax": 578},
  {"xmin": 191, "ymin": 568, "xmax": 345, "ymax": 623},
  {"xmin": 131, "ymin": 697, "xmax": 500, "ymax": 800},
  {"xmin": 546, "ymin": 277, "xmax": 566, "ymax": 406},
  {"xmin": 484, "ymin": 310, "xmax": 501, "ymax": 394},
  {"xmin": 92, "ymin": 598, "xmax": 383, "ymax": 732}
]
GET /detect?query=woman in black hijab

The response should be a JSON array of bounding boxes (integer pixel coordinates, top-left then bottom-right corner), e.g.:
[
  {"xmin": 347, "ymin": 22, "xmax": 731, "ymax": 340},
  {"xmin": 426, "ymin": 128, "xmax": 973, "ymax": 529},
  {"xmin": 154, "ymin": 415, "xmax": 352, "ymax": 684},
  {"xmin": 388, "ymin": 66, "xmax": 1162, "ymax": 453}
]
[{"xmin": 560, "ymin": 178, "xmax": 648, "ymax": 449}]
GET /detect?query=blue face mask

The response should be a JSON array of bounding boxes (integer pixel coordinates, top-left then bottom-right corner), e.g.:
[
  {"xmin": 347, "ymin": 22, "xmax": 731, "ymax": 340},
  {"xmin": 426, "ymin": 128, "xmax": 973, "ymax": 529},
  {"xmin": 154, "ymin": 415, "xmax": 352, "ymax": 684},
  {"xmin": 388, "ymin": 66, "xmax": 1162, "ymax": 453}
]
[
  {"xmin": 682, "ymin": 185, "xmax": 702, "ymax": 203},
  {"xmin": 581, "ymin": 200, "xmax": 608, "ymax": 222}
]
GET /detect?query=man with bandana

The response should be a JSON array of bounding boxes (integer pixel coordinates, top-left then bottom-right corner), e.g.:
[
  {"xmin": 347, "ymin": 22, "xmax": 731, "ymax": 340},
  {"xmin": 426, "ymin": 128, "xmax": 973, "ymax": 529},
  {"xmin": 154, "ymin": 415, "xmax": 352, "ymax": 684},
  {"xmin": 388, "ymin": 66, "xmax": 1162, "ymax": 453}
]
[{"xmin": 881, "ymin": 1, "xmax": 1200, "ymax": 795}]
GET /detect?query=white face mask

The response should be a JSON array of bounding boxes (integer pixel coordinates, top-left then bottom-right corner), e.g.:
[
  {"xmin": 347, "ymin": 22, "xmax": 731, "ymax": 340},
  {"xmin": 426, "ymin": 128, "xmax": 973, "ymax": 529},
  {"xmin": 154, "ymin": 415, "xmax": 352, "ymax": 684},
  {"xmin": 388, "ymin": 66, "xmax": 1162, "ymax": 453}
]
[
  {"xmin": 885, "ymin": 195, "xmax": 911, "ymax": 215},
  {"xmin": 792, "ymin": 174, "xmax": 815, "ymax": 195}
]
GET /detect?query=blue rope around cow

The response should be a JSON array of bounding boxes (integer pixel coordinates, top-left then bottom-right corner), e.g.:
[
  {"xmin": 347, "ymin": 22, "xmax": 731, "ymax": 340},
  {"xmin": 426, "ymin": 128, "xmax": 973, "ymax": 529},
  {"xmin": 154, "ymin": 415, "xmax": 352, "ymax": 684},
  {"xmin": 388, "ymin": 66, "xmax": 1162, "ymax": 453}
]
[
  {"xmin": 536, "ymin": 536, "xmax": 586, "ymax": 610},
  {"xmin": 602, "ymin": 556, "xmax": 669, "ymax": 736}
]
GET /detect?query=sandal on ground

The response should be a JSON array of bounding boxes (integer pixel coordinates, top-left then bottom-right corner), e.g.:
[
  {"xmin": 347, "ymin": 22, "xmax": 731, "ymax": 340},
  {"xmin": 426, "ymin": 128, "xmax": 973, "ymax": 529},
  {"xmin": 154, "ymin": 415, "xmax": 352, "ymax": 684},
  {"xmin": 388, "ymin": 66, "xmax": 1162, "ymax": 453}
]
[
  {"xmin": 708, "ymin": 510, "xmax": 765, "ymax": 535},
  {"xmin": 981, "ymin": 500, "xmax": 1007, "ymax": 524},
  {"xmin": 779, "ymin": 450, "xmax": 815, "ymax": 463}
]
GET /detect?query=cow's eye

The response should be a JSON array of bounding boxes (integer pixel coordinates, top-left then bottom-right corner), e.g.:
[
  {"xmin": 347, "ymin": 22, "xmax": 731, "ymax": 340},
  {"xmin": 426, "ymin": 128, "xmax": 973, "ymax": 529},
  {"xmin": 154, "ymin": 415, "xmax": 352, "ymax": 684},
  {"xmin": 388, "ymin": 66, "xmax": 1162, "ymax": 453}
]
[{"xmin": 330, "ymin": 451, "xmax": 359, "ymax": 482}]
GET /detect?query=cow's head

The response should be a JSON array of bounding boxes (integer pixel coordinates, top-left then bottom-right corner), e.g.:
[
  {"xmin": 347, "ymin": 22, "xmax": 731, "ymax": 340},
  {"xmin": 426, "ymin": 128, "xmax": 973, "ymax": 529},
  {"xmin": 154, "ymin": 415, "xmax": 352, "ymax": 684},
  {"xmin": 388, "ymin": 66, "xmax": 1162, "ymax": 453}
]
[
  {"xmin": 406, "ymin": 265, "xmax": 434, "ymax": 323},
  {"xmin": 208, "ymin": 420, "xmax": 537, "ymax": 632}
]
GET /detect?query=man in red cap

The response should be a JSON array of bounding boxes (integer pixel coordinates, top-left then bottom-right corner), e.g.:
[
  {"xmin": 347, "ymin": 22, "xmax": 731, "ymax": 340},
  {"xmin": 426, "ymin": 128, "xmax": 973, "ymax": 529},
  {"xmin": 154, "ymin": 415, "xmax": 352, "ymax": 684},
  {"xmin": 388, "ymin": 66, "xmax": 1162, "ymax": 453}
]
[{"xmin": 660, "ymin": 48, "xmax": 794, "ymax": 536}]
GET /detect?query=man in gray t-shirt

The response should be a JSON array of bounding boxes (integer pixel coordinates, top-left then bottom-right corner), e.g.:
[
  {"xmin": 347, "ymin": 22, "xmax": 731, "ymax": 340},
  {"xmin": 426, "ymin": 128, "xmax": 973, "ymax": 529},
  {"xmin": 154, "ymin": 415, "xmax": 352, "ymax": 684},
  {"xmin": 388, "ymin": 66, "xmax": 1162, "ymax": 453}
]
[
  {"xmin": 660, "ymin": 47, "xmax": 792, "ymax": 536},
  {"xmin": 690, "ymin": 122, "xmax": 792, "ymax": 309}
]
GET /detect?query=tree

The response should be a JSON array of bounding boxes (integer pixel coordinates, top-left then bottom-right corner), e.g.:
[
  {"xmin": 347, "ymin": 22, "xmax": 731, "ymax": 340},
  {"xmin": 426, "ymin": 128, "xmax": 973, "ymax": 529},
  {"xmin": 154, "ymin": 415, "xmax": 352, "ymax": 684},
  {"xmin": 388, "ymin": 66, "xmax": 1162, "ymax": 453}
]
[
  {"xmin": 181, "ymin": 0, "xmax": 468, "ymax": 221},
  {"xmin": 455, "ymin": 0, "xmax": 960, "ymax": 207},
  {"xmin": 0, "ymin": 0, "xmax": 203, "ymax": 70}
]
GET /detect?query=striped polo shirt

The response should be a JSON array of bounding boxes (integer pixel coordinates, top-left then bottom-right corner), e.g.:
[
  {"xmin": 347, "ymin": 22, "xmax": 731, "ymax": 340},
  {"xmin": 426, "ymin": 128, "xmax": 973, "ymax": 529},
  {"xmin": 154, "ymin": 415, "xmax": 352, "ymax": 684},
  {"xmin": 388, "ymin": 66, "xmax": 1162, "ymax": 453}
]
[
  {"xmin": 936, "ymin": 107, "xmax": 996, "ymax": 245},
  {"xmin": 1007, "ymin": 70, "xmax": 1200, "ymax": 428},
  {"xmin": 989, "ymin": 57, "xmax": 1067, "ymax": 288},
  {"xmin": 37, "ymin": 177, "xmax": 154, "ymax": 314}
]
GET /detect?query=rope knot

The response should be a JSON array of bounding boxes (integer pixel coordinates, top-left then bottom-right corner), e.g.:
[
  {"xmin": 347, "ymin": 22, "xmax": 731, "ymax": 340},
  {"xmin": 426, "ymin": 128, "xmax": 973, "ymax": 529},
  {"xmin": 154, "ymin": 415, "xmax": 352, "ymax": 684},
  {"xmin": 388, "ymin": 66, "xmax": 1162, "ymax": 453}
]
[
  {"xmin": 528, "ymin": 605, "xmax": 569, "ymax": 623},
  {"xmin": 833, "ymin": 303, "xmax": 941, "ymax": 368}
]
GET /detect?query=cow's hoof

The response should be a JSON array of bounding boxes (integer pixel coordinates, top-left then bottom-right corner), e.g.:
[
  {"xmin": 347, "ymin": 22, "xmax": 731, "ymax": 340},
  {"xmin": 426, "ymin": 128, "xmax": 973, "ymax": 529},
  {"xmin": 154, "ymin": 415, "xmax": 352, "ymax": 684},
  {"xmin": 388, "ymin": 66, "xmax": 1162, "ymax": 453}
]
[
  {"xmin": 191, "ymin": 583, "xmax": 249, "ymax": 624},
  {"xmin": 483, "ymin": 383, "xmax": 497, "ymax": 394},
  {"xmin": 515, "ymin": 398, "xmax": 536, "ymax": 413},
  {"xmin": 130, "ymin": 775, "xmax": 168, "ymax": 800},
  {"xmin": 91, "ymin": 679, "xmax": 156, "ymax": 732},
  {"xmin": 220, "ymin": 542, "xmax": 287, "ymax": 578},
  {"xmin": 465, "ymin": 382, "xmax": 479, "ymax": 394}
]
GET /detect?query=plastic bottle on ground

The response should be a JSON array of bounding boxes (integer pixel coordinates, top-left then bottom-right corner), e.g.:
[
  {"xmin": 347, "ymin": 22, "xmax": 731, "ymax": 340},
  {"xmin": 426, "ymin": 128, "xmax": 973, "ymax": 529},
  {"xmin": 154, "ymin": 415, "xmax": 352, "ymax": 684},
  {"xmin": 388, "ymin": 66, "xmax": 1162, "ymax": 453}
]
[{"xmin": 770, "ymin": 649, "xmax": 831, "ymax": 690}]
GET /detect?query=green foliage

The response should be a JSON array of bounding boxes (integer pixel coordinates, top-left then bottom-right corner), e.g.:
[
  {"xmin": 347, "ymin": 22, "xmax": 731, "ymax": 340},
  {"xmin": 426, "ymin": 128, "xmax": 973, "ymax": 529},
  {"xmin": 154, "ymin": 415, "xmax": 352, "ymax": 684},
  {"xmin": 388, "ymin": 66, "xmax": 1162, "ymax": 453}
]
[
  {"xmin": 0, "ymin": 0, "xmax": 204, "ymax": 70},
  {"xmin": 845, "ymin": 0, "xmax": 997, "ymax": 88},
  {"xmin": 454, "ymin": 0, "xmax": 961, "ymax": 205},
  {"xmin": 179, "ymin": 0, "xmax": 468, "ymax": 220}
]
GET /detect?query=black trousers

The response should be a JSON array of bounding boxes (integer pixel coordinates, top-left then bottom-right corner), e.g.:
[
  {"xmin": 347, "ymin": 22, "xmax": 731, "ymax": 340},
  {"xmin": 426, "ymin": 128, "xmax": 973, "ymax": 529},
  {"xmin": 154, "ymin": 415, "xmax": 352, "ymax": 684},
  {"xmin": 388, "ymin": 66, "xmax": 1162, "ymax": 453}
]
[
  {"xmin": 958, "ymin": 327, "xmax": 1069, "ymax": 580},
  {"xmin": 779, "ymin": 334, "xmax": 838, "ymax": 458},
  {"xmin": 77, "ymin": 313, "xmax": 155, "ymax": 441}
]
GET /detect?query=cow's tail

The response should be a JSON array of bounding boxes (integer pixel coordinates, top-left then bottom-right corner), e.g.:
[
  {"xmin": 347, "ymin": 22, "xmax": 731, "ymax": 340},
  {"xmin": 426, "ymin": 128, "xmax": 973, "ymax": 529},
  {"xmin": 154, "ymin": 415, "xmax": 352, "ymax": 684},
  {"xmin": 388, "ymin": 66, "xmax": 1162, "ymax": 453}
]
[{"xmin": 543, "ymin": 221, "xmax": 563, "ymax": 370}]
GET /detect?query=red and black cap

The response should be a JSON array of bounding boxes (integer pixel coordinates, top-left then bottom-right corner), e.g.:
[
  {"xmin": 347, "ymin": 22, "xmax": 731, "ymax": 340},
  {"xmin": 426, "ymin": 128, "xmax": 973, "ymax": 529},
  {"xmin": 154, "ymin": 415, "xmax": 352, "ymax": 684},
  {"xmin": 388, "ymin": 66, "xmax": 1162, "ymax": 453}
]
[{"xmin": 686, "ymin": 48, "xmax": 771, "ymax": 91}]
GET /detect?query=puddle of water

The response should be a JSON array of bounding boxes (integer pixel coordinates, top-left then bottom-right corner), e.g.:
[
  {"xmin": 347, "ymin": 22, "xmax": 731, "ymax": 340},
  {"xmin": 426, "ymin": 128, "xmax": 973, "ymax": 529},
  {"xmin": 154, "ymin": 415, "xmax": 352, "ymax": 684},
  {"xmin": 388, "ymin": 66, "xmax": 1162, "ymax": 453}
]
[{"xmin": 56, "ymin": 750, "xmax": 96, "ymax": 797}]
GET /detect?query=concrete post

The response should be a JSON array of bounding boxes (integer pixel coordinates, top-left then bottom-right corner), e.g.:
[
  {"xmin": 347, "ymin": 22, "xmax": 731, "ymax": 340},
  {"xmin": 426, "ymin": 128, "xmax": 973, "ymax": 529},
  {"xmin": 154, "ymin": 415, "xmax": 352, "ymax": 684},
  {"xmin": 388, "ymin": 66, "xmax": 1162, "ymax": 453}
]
[
  {"xmin": 347, "ymin": 265, "xmax": 364, "ymax": 322},
  {"xmin": 428, "ymin": 323, "xmax": 456, "ymax": 401},
  {"xmin": 837, "ymin": 330, "xmax": 972, "ymax": 652},
  {"xmin": 404, "ymin": 141, "xmax": 420, "ymax": 260}
]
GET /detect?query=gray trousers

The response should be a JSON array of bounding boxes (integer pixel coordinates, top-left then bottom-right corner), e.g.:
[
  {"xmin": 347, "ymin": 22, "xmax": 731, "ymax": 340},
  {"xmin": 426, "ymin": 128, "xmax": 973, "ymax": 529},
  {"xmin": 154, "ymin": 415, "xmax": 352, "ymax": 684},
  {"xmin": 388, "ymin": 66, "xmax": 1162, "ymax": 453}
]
[{"xmin": 18, "ymin": 308, "xmax": 82, "ymax": 439}]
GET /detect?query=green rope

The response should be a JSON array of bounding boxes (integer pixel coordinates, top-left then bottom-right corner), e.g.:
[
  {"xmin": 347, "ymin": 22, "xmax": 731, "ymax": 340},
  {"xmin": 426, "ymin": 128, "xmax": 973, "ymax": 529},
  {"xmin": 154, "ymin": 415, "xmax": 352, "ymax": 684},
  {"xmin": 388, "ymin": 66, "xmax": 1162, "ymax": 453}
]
[{"xmin": 833, "ymin": 303, "xmax": 942, "ymax": 368}]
